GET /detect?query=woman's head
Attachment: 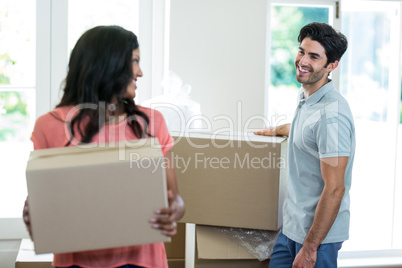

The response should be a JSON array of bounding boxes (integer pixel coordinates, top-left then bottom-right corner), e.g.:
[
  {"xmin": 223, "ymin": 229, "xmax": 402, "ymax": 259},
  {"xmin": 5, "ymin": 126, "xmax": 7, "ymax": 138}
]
[
  {"xmin": 57, "ymin": 26, "xmax": 150, "ymax": 144},
  {"xmin": 60, "ymin": 25, "xmax": 140, "ymax": 106}
]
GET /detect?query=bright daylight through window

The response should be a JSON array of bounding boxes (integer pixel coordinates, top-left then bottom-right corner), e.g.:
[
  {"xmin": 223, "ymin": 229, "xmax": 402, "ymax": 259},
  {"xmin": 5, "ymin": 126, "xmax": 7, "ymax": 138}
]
[{"xmin": 0, "ymin": 0, "xmax": 36, "ymax": 218}]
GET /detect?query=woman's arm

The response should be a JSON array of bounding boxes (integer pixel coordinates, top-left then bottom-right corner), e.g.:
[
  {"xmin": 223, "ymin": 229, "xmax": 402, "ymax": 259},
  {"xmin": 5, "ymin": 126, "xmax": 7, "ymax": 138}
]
[
  {"xmin": 23, "ymin": 198, "xmax": 33, "ymax": 240},
  {"xmin": 150, "ymin": 150, "xmax": 185, "ymax": 236}
]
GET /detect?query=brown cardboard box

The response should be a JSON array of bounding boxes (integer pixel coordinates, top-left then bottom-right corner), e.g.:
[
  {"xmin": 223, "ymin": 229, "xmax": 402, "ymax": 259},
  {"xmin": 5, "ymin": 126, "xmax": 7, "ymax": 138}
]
[
  {"xmin": 15, "ymin": 239, "xmax": 53, "ymax": 268},
  {"xmin": 171, "ymin": 132, "xmax": 288, "ymax": 231},
  {"xmin": 165, "ymin": 222, "xmax": 186, "ymax": 259},
  {"xmin": 167, "ymin": 259, "xmax": 185, "ymax": 268},
  {"xmin": 165, "ymin": 223, "xmax": 185, "ymax": 268},
  {"xmin": 196, "ymin": 224, "xmax": 255, "ymax": 259},
  {"xmin": 185, "ymin": 224, "xmax": 270, "ymax": 268},
  {"xmin": 26, "ymin": 138, "xmax": 170, "ymax": 254}
]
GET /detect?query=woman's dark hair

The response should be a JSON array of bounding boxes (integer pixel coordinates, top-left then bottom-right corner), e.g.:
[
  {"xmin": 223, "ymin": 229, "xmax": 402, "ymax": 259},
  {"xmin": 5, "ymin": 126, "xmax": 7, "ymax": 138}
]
[
  {"xmin": 56, "ymin": 25, "xmax": 150, "ymax": 145},
  {"xmin": 298, "ymin": 22, "xmax": 348, "ymax": 65}
]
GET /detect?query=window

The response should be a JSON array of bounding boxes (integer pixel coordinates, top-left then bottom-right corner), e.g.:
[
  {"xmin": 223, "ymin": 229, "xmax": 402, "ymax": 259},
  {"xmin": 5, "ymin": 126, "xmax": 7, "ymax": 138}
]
[
  {"xmin": 340, "ymin": 0, "xmax": 402, "ymax": 252},
  {"xmin": 0, "ymin": 0, "xmax": 36, "ymax": 218}
]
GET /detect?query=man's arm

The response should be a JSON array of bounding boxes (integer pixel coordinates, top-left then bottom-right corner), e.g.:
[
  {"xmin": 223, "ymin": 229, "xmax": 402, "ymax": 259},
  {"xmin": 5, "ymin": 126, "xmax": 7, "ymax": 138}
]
[
  {"xmin": 292, "ymin": 156, "xmax": 348, "ymax": 268},
  {"xmin": 254, "ymin": 123, "xmax": 290, "ymax": 137}
]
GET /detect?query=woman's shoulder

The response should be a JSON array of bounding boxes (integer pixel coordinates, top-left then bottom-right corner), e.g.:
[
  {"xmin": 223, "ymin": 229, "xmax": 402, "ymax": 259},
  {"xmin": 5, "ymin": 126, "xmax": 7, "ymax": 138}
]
[
  {"xmin": 34, "ymin": 106, "xmax": 79, "ymax": 134},
  {"xmin": 37, "ymin": 106, "xmax": 77, "ymax": 122},
  {"xmin": 32, "ymin": 106, "xmax": 77, "ymax": 149}
]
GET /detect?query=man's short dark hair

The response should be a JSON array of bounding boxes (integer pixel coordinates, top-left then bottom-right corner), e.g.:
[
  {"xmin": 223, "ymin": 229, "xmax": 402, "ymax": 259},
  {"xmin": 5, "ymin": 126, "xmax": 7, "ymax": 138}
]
[{"xmin": 298, "ymin": 22, "xmax": 348, "ymax": 65}]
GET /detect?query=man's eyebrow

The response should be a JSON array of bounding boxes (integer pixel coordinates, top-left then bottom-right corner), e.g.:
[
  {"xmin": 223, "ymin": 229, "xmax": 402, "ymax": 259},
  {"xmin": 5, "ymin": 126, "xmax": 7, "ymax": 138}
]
[
  {"xmin": 299, "ymin": 47, "xmax": 322, "ymax": 58},
  {"xmin": 309, "ymin": 52, "xmax": 321, "ymax": 58}
]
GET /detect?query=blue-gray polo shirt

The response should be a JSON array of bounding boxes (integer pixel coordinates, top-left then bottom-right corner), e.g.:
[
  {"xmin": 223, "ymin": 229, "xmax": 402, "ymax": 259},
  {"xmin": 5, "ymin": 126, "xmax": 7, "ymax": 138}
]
[{"xmin": 282, "ymin": 80, "xmax": 355, "ymax": 244}]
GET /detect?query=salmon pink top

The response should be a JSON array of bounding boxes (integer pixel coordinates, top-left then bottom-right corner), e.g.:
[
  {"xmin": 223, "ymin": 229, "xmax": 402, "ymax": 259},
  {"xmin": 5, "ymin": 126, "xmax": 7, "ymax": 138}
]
[{"xmin": 31, "ymin": 105, "xmax": 173, "ymax": 268}]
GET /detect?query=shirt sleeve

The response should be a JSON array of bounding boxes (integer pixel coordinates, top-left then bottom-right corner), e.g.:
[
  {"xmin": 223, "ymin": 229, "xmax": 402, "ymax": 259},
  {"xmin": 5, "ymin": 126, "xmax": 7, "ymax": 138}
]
[
  {"xmin": 30, "ymin": 109, "xmax": 72, "ymax": 150},
  {"xmin": 149, "ymin": 109, "xmax": 174, "ymax": 156},
  {"xmin": 31, "ymin": 113, "xmax": 51, "ymax": 150},
  {"xmin": 314, "ymin": 101, "xmax": 354, "ymax": 159}
]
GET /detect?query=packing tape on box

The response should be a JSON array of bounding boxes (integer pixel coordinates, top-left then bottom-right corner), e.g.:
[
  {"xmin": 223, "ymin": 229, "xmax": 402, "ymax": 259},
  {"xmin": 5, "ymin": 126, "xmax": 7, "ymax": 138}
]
[{"xmin": 214, "ymin": 226, "xmax": 279, "ymax": 261}]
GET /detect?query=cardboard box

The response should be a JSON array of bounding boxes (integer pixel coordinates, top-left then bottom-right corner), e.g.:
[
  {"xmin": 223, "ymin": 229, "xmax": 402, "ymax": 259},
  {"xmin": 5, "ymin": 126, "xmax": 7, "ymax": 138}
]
[
  {"xmin": 196, "ymin": 224, "xmax": 255, "ymax": 259},
  {"xmin": 165, "ymin": 222, "xmax": 186, "ymax": 259},
  {"xmin": 167, "ymin": 259, "xmax": 185, "ymax": 268},
  {"xmin": 185, "ymin": 224, "xmax": 270, "ymax": 268},
  {"xmin": 15, "ymin": 239, "xmax": 53, "ymax": 268},
  {"xmin": 26, "ymin": 138, "xmax": 170, "ymax": 254},
  {"xmin": 165, "ymin": 223, "xmax": 185, "ymax": 268},
  {"xmin": 171, "ymin": 132, "xmax": 288, "ymax": 230}
]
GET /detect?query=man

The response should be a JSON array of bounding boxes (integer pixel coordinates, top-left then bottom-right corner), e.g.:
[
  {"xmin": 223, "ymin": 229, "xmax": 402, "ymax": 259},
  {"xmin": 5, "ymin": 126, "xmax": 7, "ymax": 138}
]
[{"xmin": 255, "ymin": 22, "xmax": 355, "ymax": 267}]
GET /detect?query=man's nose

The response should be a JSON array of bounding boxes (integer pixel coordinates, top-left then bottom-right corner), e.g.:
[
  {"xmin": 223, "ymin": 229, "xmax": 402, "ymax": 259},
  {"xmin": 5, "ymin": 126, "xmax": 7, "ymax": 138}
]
[{"xmin": 299, "ymin": 55, "xmax": 310, "ymax": 66}]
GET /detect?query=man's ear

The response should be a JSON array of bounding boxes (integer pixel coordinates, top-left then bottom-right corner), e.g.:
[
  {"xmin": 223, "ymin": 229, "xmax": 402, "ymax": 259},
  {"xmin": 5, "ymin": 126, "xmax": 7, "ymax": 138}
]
[{"xmin": 326, "ymin": 60, "xmax": 339, "ymax": 73}]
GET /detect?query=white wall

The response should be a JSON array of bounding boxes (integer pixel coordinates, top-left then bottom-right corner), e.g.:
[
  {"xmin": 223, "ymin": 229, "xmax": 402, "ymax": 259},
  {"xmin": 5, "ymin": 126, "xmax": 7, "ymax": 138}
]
[{"xmin": 169, "ymin": 0, "xmax": 268, "ymax": 132}]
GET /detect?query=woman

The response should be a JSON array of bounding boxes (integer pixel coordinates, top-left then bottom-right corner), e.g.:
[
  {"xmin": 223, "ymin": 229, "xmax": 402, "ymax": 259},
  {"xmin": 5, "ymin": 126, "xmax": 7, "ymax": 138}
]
[{"xmin": 23, "ymin": 25, "xmax": 185, "ymax": 268}]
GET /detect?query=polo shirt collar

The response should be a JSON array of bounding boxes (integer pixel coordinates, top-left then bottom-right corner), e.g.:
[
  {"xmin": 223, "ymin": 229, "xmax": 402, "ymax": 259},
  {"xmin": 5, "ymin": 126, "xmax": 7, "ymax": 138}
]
[{"xmin": 299, "ymin": 80, "xmax": 334, "ymax": 106}]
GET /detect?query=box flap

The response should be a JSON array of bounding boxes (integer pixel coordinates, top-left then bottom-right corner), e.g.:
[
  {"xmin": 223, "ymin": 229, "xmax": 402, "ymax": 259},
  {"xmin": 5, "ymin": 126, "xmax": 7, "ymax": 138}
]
[
  {"xmin": 28, "ymin": 137, "xmax": 159, "ymax": 159},
  {"xmin": 27, "ymin": 138, "xmax": 162, "ymax": 171},
  {"xmin": 170, "ymin": 131, "xmax": 287, "ymax": 144},
  {"xmin": 196, "ymin": 225, "xmax": 255, "ymax": 260}
]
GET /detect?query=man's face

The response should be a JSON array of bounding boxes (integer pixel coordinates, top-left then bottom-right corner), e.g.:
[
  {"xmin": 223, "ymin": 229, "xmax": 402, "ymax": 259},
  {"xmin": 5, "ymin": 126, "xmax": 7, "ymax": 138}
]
[{"xmin": 294, "ymin": 37, "xmax": 331, "ymax": 87}]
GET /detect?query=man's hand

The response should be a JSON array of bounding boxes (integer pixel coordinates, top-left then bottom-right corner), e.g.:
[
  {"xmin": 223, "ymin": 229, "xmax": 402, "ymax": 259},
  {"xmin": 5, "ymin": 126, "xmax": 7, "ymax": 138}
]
[
  {"xmin": 254, "ymin": 127, "xmax": 277, "ymax": 136},
  {"xmin": 293, "ymin": 246, "xmax": 317, "ymax": 268},
  {"xmin": 254, "ymin": 123, "xmax": 290, "ymax": 137}
]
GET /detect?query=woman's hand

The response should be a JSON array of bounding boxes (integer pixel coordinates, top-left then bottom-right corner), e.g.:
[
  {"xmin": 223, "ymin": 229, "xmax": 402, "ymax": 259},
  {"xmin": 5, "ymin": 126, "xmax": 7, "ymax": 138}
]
[
  {"xmin": 22, "ymin": 197, "xmax": 33, "ymax": 240},
  {"xmin": 150, "ymin": 190, "xmax": 185, "ymax": 237}
]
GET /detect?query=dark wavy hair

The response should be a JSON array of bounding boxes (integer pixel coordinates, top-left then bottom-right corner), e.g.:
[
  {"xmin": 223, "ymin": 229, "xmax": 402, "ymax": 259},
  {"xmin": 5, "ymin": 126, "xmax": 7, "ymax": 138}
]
[
  {"xmin": 298, "ymin": 22, "xmax": 348, "ymax": 65},
  {"xmin": 56, "ymin": 25, "xmax": 151, "ymax": 145}
]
